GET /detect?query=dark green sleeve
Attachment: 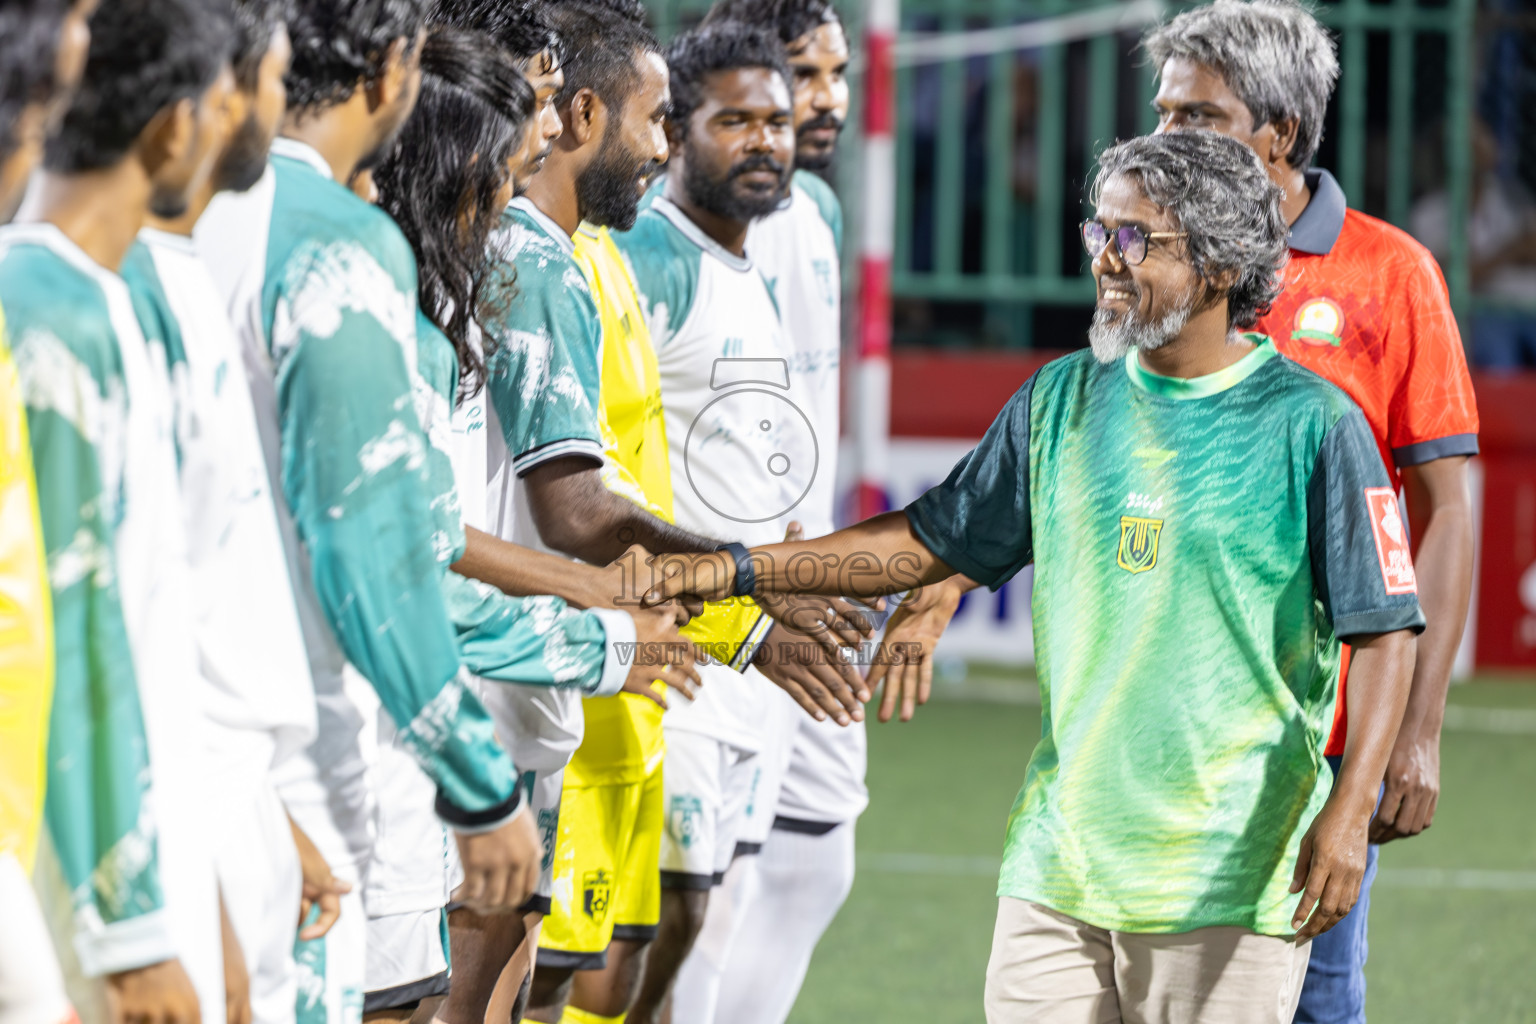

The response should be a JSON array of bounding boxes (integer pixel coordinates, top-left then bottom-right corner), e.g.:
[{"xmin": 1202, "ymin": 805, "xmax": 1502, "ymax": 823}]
[
  {"xmin": 904, "ymin": 375, "xmax": 1036, "ymax": 589},
  {"xmin": 1307, "ymin": 407, "xmax": 1427, "ymax": 639}
]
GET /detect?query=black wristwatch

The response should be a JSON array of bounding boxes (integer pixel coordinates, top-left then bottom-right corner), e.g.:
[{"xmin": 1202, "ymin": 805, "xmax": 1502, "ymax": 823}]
[{"xmin": 717, "ymin": 541, "xmax": 756, "ymax": 598}]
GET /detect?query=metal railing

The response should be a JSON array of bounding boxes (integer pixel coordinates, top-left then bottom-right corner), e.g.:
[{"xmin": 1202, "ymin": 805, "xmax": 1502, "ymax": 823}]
[{"xmin": 646, "ymin": 0, "xmax": 1503, "ymax": 350}]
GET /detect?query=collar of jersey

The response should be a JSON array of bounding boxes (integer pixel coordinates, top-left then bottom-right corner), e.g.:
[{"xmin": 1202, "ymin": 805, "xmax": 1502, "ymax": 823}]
[
  {"xmin": 269, "ymin": 138, "xmax": 333, "ymax": 180},
  {"xmin": 652, "ymin": 196, "xmax": 753, "ymax": 272},
  {"xmin": 0, "ymin": 221, "xmax": 119, "ymax": 285},
  {"xmin": 1124, "ymin": 334, "xmax": 1276, "ymax": 399},
  {"xmin": 137, "ymin": 226, "xmax": 197, "ymax": 255},
  {"xmin": 1289, "ymin": 169, "xmax": 1346, "ymax": 255},
  {"xmin": 508, "ymin": 196, "xmax": 574, "ymax": 256}
]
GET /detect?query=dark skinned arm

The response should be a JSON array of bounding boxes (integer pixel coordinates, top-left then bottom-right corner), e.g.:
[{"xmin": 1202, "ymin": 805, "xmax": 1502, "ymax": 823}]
[
  {"xmin": 1291, "ymin": 628, "xmax": 1415, "ymax": 939},
  {"xmin": 1371, "ymin": 456, "xmax": 1474, "ymax": 843},
  {"xmin": 522, "ymin": 456, "xmax": 723, "ymax": 565}
]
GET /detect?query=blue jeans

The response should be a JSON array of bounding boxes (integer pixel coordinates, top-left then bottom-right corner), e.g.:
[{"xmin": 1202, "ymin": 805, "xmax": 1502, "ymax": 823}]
[{"xmin": 1294, "ymin": 755, "xmax": 1381, "ymax": 1024}]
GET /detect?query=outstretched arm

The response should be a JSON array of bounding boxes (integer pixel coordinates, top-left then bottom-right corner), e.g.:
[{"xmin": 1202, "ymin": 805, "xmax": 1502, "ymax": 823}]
[{"xmin": 645, "ymin": 511, "xmax": 956, "ymax": 604}]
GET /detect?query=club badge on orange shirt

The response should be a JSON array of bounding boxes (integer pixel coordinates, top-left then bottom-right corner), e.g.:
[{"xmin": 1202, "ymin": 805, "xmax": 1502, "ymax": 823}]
[
  {"xmin": 1293, "ymin": 297, "xmax": 1344, "ymax": 347},
  {"xmin": 1365, "ymin": 487, "xmax": 1417, "ymax": 594}
]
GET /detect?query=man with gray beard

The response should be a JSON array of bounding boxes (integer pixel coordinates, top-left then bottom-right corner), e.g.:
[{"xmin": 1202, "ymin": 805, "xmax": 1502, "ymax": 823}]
[{"xmin": 641, "ymin": 129, "xmax": 1424, "ymax": 1021}]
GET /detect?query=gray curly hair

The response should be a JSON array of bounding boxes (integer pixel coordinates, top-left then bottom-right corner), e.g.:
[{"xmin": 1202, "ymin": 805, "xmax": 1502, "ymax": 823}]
[
  {"xmin": 1142, "ymin": 0, "xmax": 1338, "ymax": 171},
  {"xmin": 1093, "ymin": 130, "xmax": 1289, "ymax": 329}
]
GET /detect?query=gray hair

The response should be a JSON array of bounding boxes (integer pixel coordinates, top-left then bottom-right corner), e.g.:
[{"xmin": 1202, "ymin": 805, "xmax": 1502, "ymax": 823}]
[
  {"xmin": 1143, "ymin": 0, "xmax": 1338, "ymax": 171},
  {"xmin": 1093, "ymin": 131, "xmax": 1289, "ymax": 329}
]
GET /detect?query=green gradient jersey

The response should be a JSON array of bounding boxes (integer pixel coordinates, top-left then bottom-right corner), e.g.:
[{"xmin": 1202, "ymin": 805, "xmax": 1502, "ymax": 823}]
[{"xmin": 907, "ymin": 338, "xmax": 1425, "ymax": 936}]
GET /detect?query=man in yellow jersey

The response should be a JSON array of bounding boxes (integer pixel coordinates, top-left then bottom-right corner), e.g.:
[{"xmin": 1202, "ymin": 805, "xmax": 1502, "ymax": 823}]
[
  {"xmin": 0, "ymin": 4, "xmax": 94, "ymax": 1022},
  {"xmin": 476, "ymin": 6, "xmax": 873, "ymax": 1021}
]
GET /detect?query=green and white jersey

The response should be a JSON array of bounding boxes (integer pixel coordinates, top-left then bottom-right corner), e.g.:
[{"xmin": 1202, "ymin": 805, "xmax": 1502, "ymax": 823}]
[
  {"xmin": 477, "ymin": 200, "xmax": 631, "ymax": 770},
  {"xmin": 745, "ymin": 173, "xmax": 869, "ymax": 826},
  {"xmin": 482, "ymin": 197, "xmax": 605, "ymax": 483},
  {"xmin": 194, "ymin": 139, "xmax": 516, "ymax": 831},
  {"xmin": 0, "ymin": 224, "xmax": 173, "ymax": 975},
  {"xmin": 614, "ymin": 196, "xmax": 809, "ymax": 548},
  {"xmin": 906, "ymin": 340, "xmax": 1425, "ymax": 936},
  {"xmin": 747, "ymin": 170, "xmax": 843, "ymax": 539}
]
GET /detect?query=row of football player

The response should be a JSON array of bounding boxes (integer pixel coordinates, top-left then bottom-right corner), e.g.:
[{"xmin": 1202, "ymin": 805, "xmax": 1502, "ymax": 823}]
[{"xmin": 0, "ymin": 2, "xmax": 893, "ymax": 1024}]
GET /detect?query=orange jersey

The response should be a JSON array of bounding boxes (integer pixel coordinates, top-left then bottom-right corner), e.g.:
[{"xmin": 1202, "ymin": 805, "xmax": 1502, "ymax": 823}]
[{"xmin": 1256, "ymin": 170, "xmax": 1480, "ymax": 755}]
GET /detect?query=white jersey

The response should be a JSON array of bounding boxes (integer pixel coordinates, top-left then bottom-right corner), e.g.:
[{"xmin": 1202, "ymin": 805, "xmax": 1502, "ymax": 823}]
[
  {"xmin": 744, "ymin": 172, "xmax": 869, "ymax": 824},
  {"xmin": 614, "ymin": 196, "xmax": 811, "ymax": 752},
  {"xmin": 131, "ymin": 228, "xmax": 318, "ymax": 806}
]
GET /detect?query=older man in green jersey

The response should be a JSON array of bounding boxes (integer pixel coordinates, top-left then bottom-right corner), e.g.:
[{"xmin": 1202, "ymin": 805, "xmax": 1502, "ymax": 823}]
[{"xmin": 644, "ymin": 130, "xmax": 1423, "ymax": 1022}]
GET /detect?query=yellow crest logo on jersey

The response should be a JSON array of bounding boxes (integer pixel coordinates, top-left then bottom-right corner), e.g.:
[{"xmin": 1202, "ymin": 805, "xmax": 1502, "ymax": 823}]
[{"xmin": 1117, "ymin": 516, "xmax": 1164, "ymax": 574}]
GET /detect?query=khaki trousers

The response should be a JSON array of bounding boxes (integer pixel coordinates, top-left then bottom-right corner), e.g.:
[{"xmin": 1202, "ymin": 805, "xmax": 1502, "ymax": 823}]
[{"xmin": 984, "ymin": 898, "xmax": 1311, "ymax": 1024}]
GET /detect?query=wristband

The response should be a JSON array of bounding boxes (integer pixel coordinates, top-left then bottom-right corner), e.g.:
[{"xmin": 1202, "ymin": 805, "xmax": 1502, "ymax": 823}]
[{"xmin": 717, "ymin": 541, "xmax": 756, "ymax": 598}]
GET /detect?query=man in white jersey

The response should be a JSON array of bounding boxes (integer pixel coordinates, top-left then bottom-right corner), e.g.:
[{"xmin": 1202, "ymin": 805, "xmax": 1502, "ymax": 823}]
[
  {"xmin": 672, "ymin": 5, "xmax": 867, "ymax": 1021},
  {"xmin": 4, "ymin": 1, "xmax": 235, "ymax": 1021},
  {"xmin": 611, "ymin": 23, "xmax": 825, "ymax": 1023},
  {"xmin": 121, "ymin": 7, "xmax": 329, "ymax": 1023}
]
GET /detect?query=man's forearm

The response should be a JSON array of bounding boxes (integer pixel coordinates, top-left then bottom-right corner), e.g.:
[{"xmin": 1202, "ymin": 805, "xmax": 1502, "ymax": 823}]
[
  {"xmin": 525, "ymin": 461, "xmax": 721, "ymax": 564},
  {"xmin": 724, "ymin": 511, "xmax": 954, "ymax": 598},
  {"xmin": 453, "ymin": 526, "xmax": 614, "ymax": 609},
  {"xmin": 1398, "ymin": 497, "xmax": 1474, "ymax": 740},
  {"xmin": 1332, "ymin": 630, "xmax": 1416, "ymax": 809}
]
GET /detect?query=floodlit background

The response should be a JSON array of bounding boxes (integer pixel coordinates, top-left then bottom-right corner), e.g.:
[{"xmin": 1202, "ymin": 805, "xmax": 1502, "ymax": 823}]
[{"xmin": 646, "ymin": 0, "xmax": 1536, "ymax": 1018}]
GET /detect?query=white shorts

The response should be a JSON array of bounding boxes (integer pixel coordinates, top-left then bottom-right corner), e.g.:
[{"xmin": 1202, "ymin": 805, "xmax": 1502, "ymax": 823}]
[
  {"xmin": 216, "ymin": 781, "xmax": 303, "ymax": 1024},
  {"xmin": 0, "ymin": 852, "xmax": 73, "ymax": 1024},
  {"xmin": 659, "ymin": 730, "xmax": 757, "ymax": 889},
  {"xmin": 362, "ymin": 910, "xmax": 449, "ymax": 1013},
  {"xmin": 363, "ymin": 719, "xmax": 453, "ymax": 921},
  {"xmin": 734, "ymin": 687, "xmax": 798, "ymax": 850},
  {"xmin": 363, "ymin": 717, "xmax": 456, "ymax": 1009}
]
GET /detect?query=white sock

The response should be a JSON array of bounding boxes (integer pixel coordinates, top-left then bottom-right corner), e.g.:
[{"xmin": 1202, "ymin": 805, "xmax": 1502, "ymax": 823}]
[{"xmin": 712, "ymin": 823, "xmax": 857, "ymax": 1024}]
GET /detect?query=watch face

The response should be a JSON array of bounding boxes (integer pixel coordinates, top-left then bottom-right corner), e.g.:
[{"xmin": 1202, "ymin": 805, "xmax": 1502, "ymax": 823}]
[{"xmin": 684, "ymin": 386, "xmax": 820, "ymax": 524}]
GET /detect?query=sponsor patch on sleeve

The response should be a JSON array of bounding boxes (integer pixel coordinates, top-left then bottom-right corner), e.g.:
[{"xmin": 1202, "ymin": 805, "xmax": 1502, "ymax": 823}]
[{"xmin": 1364, "ymin": 487, "xmax": 1417, "ymax": 595}]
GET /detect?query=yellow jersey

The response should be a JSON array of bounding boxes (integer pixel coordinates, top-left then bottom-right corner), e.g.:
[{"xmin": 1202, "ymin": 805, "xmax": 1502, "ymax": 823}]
[
  {"xmin": 0, "ymin": 303, "xmax": 55, "ymax": 870},
  {"xmin": 566, "ymin": 225, "xmax": 771, "ymax": 786}
]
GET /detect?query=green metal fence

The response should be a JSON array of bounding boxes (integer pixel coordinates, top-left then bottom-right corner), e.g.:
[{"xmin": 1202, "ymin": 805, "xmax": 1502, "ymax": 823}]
[{"xmin": 647, "ymin": 0, "xmax": 1500, "ymax": 350}]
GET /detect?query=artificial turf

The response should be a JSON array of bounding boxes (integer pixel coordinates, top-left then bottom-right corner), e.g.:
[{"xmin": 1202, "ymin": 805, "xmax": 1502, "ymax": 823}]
[{"xmin": 791, "ymin": 676, "xmax": 1536, "ymax": 1022}]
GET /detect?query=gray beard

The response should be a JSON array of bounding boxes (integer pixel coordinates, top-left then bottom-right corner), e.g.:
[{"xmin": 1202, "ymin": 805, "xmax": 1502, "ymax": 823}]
[{"xmin": 1087, "ymin": 282, "xmax": 1199, "ymax": 364}]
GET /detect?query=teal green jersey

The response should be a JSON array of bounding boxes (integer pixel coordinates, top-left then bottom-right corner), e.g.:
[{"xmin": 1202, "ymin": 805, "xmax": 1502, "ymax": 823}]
[
  {"xmin": 482, "ymin": 198, "xmax": 604, "ymax": 475},
  {"xmin": 195, "ymin": 141, "xmax": 516, "ymax": 825},
  {"xmin": 907, "ymin": 339, "xmax": 1425, "ymax": 936},
  {"xmin": 0, "ymin": 226, "xmax": 169, "ymax": 973},
  {"xmin": 414, "ymin": 312, "xmax": 617, "ymax": 694}
]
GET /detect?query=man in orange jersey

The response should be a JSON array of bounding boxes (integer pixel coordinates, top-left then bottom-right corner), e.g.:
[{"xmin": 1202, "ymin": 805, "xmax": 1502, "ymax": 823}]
[{"xmin": 1145, "ymin": 2, "xmax": 1479, "ymax": 1021}]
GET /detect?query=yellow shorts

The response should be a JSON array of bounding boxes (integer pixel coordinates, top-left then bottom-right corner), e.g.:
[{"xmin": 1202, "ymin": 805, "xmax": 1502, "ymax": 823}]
[{"xmin": 537, "ymin": 756, "xmax": 663, "ymax": 970}]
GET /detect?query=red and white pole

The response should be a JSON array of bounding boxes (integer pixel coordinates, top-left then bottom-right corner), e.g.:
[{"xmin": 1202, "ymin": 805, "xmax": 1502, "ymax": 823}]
[{"xmin": 852, "ymin": 0, "xmax": 897, "ymax": 521}]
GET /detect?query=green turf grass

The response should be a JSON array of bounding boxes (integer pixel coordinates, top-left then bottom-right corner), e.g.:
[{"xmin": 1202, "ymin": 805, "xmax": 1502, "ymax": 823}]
[{"xmin": 790, "ymin": 676, "xmax": 1536, "ymax": 1023}]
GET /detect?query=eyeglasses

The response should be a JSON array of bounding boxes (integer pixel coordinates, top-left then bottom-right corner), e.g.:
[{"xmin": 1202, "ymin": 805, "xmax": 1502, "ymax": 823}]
[{"xmin": 1080, "ymin": 220, "xmax": 1187, "ymax": 266}]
